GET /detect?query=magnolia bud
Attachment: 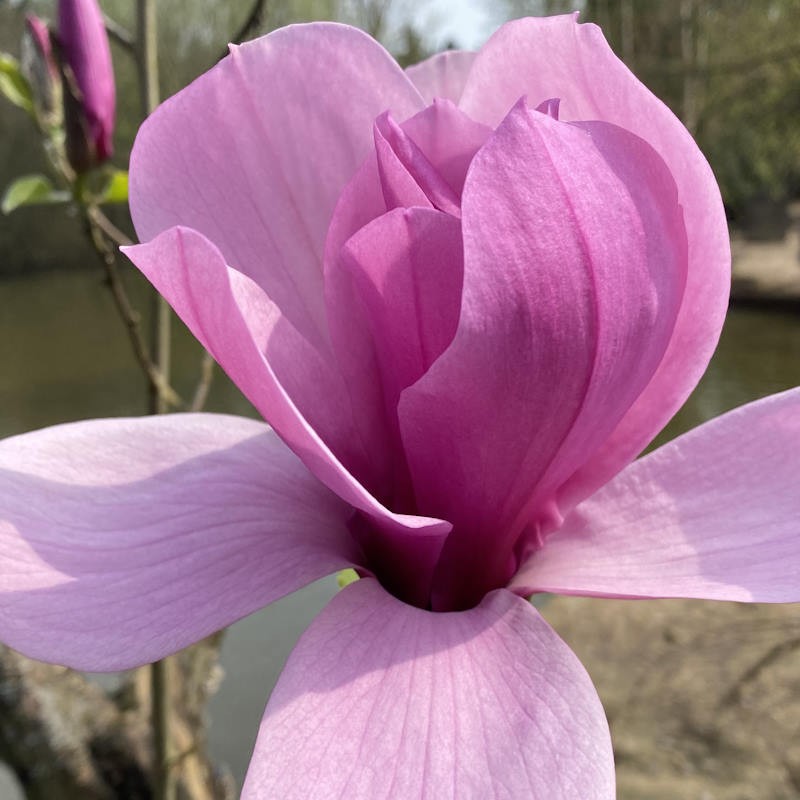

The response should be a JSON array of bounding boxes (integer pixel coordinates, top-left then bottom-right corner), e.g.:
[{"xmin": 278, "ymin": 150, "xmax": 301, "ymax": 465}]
[{"xmin": 58, "ymin": 0, "xmax": 116, "ymax": 172}]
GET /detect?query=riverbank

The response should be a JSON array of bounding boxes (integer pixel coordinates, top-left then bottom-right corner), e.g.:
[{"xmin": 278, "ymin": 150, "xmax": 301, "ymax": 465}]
[{"xmin": 731, "ymin": 206, "xmax": 800, "ymax": 307}]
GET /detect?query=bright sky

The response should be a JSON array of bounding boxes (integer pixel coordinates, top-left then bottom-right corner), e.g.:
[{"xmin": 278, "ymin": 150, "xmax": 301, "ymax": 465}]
[
  {"xmin": 413, "ymin": 0, "xmax": 501, "ymax": 50},
  {"xmin": 387, "ymin": 0, "xmax": 503, "ymax": 52}
]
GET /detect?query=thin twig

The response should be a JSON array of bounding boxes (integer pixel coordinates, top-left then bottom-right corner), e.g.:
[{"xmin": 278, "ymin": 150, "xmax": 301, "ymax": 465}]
[
  {"xmin": 218, "ymin": 0, "xmax": 268, "ymax": 61},
  {"xmin": 83, "ymin": 206, "xmax": 182, "ymax": 409},
  {"xmin": 190, "ymin": 352, "xmax": 215, "ymax": 412},
  {"xmin": 135, "ymin": 2, "xmax": 176, "ymax": 798},
  {"xmin": 718, "ymin": 636, "xmax": 800, "ymax": 709},
  {"xmin": 104, "ymin": 14, "xmax": 135, "ymax": 52},
  {"xmin": 89, "ymin": 205, "xmax": 132, "ymax": 247}
]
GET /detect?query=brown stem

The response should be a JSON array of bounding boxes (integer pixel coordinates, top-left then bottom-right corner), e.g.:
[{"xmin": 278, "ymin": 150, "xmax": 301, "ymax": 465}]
[
  {"xmin": 0, "ymin": 645, "xmax": 152, "ymax": 800},
  {"xmin": 190, "ymin": 352, "xmax": 216, "ymax": 412},
  {"xmin": 89, "ymin": 205, "xmax": 133, "ymax": 247},
  {"xmin": 218, "ymin": 0, "xmax": 268, "ymax": 61},
  {"xmin": 104, "ymin": 14, "xmax": 135, "ymax": 52},
  {"xmin": 719, "ymin": 636, "xmax": 800, "ymax": 709},
  {"xmin": 83, "ymin": 207, "xmax": 182, "ymax": 409}
]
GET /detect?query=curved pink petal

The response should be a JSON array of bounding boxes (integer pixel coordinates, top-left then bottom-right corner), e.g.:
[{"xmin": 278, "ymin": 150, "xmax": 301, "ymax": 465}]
[
  {"xmin": 512, "ymin": 387, "xmax": 800, "ymax": 602},
  {"xmin": 321, "ymin": 100, "xmax": 489, "ymax": 495},
  {"xmin": 324, "ymin": 99, "xmax": 490, "ymax": 273},
  {"xmin": 129, "ymin": 23, "xmax": 424, "ymax": 345},
  {"xmin": 242, "ymin": 578, "xmax": 614, "ymax": 800},
  {"xmin": 322, "ymin": 207, "xmax": 463, "ymax": 605},
  {"xmin": 460, "ymin": 15, "xmax": 730, "ymax": 512},
  {"xmin": 399, "ymin": 101, "xmax": 686, "ymax": 610},
  {"xmin": 123, "ymin": 228, "xmax": 451, "ymax": 596},
  {"xmin": 373, "ymin": 111, "xmax": 461, "ymax": 215},
  {"xmin": 0, "ymin": 414, "xmax": 360, "ymax": 671},
  {"xmin": 336, "ymin": 207, "xmax": 463, "ymax": 447},
  {"xmin": 406, "ymin": 50, "xmax": 477, "ymax": 104}
]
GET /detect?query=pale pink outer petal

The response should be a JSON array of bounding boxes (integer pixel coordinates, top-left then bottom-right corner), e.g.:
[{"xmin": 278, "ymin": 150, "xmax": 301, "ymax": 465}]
[
  {"xmin": 242, "ymin": 578, "xmax": 614, "ymax": 800},
  {"xmin": 512, "ymin": 387, "xmax": 800, "ymax": 602},
  {"xmin": 406, "ymin": 50, "xmax": 477, "ymax": 104},
  {"xmin": 129, "ymin": 22, "xmax": 424, "ymax": 345},
  {"xmin": 460, "ymin": 15, "xmax": 731, "ymax": 513},
  {"xmin": 122, "ymin": 229, "xmax": 451, "ymax": 567},
  {"xmin": 399, "ymin": 102, "xmax": 686, "ymax": 610},
  {"xmin": 0, "ymin": 414, "xmax": 361, "ymax": 671}
]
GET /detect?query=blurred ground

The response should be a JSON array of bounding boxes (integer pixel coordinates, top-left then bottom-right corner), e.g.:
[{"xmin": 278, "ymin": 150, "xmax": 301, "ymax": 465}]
[
  {"xmin": 545, "ymin": 596, "xmax": 800, "ymax": 800},
  {"xmin": 732, "ymin": 204, "xmax": 800, "ymax": 306}
]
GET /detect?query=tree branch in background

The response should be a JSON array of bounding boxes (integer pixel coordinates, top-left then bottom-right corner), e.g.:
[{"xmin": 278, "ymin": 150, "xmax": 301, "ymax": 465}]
[
  {"xmin": 218, "ymin": 0, "xmax": 268, "ymax": 61},
  {"xmin": 0, "ymin": 645, "xmax": 152, "ymax": 800},
  {"xmin": 86, "ymin": 205, "xmax": 217, "ymax": 419},
  {"xmin": 191, "ymin": 352, "xmax": 216, "ymax": 413},
  {"xmin": 103, "ymin": 14, "xmax": 135, "ymax": 53},
  {"xmin": 83, "ymin": 205, "xmax": 183, "ymax": 410},
  {"xmin": 0, "ymin": 640, "xmax": 234, "ymax": 800}
]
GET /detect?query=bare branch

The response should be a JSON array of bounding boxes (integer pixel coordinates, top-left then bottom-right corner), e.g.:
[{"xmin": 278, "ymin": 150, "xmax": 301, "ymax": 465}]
[
  {"xmin": 83, "ymin": 206, "xmax": 183, "ymax": 410},
  {"xmin": 89, "ymin": 205, "xmax": 133, "ymax": 247},
  {"xmin": 104, "ymin": 14, "xmax": 135, "ymax": 53},
  {"xmin": 0, "ymin": 645, "xmax": 152, "ymax": 800},
  {"xmin": 218, "ymin": 0, "xmax": 268, "ymax": 61},
  {"xmin": 190, "ymin": 352, "xmax": 216, "ymax": 413}
]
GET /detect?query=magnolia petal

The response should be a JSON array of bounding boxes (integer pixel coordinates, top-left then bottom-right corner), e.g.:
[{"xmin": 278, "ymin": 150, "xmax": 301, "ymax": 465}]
[
  {"xmin": 400, "ymin": 98, "xmax": 492, "ymax": 198},
  {"xmin": 122, "ymin": 228, "xmax": 452, "ymax": 553},
  {"xmin": 129, "ymin": 23, "xmax": 424, "ymax": 345},
  {"xmin": 460, "ymin": 15, "xmax": 730, "ymax": 510},
  {"xmin": 321, "ymin": 102, "xmax": 488, "ymax": 498},
  {"xmin": 373, "ymin": 111, "xmax": 461, "ymax": 215},
  {"xmin": 513, "ymin": 387, "xmax": 800, "ymax": 602},
  {"xmin": 406, "ymin": 50, "xmax": 477, "ymax": 104},
  {"xmin": 324, "ymin": 99, "xmax": 490, "ymax": 271},
  {"xmin": 242, "ymin": 578, "xmax": 614, "ymax": 800},
  {"xmin": 338, "ymin": 207, "xmax": 463, "ymax": 436},
  {"xmin": 400, "ymin": 101, "xmax": 685, "ymax": 610},
  {"xmin": 0, "ymin": 414, "xmax": 360, "ymax": 671}
]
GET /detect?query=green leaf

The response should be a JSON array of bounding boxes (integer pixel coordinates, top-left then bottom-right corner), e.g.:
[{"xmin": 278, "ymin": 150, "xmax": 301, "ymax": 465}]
[
  {"xmin": 99, "ymin": 170, "xmax": 129, "ymax": 204},
  {"xmin": 2, "ymin": 174, "xmax": 70, "ymax": 214},
  {"xmin": 0, "ymin": 53, "xmax": 33, "ymax": 114}
]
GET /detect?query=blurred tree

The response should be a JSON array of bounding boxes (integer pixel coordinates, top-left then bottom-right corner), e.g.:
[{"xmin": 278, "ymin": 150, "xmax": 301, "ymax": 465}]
[
  {"xmin": 0, "ymin": 0, "xmax": 430, "ymax": 275},
  {"xmin": 502, "ymin": 0, "xmax": 800, "ymax": 222},
  {"xmin": 585, "ymin": 0, "xmax": 800, "ymax": 221}
]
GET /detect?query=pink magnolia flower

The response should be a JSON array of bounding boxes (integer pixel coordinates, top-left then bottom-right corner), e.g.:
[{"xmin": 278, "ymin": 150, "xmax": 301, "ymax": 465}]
[
  {"xmin": 1, "ymin": 15, "xmax": 799, "ymax": 798},
  {"xmin": 58, "ymin": 0, "xmax": 115, "ymax": 170}
]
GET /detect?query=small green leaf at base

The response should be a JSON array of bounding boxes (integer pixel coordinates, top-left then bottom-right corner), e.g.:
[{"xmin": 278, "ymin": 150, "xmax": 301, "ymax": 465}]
[
  {"xmin": 0, "ymin": 53, "xmax": 34, "ymax": 114},
  {"xmin": 100, "ymin": 169, "xmax": 129, "ymax": 204},
  {"xmin": 2, "ymin": 174, "xmax": 70, "ymax": 214}
]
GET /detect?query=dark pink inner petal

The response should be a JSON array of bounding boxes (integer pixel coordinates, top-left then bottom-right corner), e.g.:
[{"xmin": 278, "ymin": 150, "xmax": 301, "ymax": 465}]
[
  {"xmin": 322, "ymin": 102, "xmax": 487, "ymax": 506},
  {"xmin": 373, "ymin": 111, "xmax": 461, "ymax": 215},
  {"xmin": 339, "ymin": 208, "xmax": 463, "ymax": 436},
  {"xmin": 399, "ymin": 100, "xmax": 687, "ymax": 610},
  {"xmin": 459, "ymin": 15, "xmax": 729, "ymax": 514},
  {"xmin": 326, "ymin": 208, "xmax": 464, "ymax": 604},
  {"xmin": 323, "ymin": 99, "xmax": 491, "ymax": 268}
]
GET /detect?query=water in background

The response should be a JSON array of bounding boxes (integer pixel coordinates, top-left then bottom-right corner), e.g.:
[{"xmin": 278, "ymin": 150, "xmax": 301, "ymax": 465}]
[{"xmin": 1, "ymin": 264, "xmax": 798, "ymax": 789}]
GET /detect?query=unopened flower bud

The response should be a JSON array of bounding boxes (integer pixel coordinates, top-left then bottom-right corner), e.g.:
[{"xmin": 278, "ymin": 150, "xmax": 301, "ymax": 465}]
[{"xmin": 58, "ymin": 0, "xmax": 116, "ymax": 172}]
